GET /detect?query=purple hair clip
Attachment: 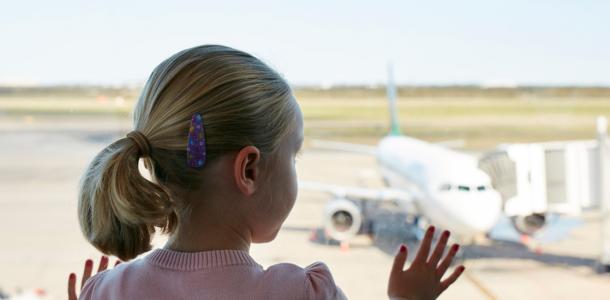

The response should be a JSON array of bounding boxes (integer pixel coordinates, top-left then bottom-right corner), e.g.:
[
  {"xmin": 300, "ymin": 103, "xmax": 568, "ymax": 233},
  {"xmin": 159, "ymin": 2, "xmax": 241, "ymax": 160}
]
[{"xmin": 187, "ymin": 113, "xmax": 207, "ymax": 168}]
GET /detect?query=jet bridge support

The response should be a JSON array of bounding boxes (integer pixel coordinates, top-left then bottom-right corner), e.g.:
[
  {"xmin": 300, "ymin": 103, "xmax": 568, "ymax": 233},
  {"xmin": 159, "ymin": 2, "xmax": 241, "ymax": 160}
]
[{"xmin": 597, "ymin": 117, "xmax": 610, "ymax": 271}]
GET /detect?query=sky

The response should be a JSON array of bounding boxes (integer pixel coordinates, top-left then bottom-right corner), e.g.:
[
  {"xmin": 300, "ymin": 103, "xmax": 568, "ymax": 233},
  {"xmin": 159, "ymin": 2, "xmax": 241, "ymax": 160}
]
[{"xmin": 1, "ymin": 0, "xmax": 609, "ymax": 86}]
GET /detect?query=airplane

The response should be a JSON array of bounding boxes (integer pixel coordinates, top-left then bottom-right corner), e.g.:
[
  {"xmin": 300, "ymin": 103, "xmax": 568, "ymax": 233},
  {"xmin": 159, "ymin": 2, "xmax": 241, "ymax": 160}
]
[{"xmin": 300, "ymin": 64, "xmax": 504, "ymax": 245}]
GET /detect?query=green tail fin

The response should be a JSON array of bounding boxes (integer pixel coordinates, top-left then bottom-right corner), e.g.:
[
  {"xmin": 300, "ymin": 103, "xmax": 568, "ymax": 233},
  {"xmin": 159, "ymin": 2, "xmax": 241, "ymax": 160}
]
[{"xmin": 387, "ymin": 63, "xmax": 401, "ymax": 136}]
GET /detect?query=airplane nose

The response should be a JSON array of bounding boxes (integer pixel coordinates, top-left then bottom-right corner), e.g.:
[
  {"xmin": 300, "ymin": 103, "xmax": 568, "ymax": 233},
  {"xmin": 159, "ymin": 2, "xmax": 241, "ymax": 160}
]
[
  {"xmin": 462, "ymin": 192, "xmax": 503, "ymax": 232},
  {"xmin": 435, "ymin": 191, "xmax": 503, "ymax": 235}
]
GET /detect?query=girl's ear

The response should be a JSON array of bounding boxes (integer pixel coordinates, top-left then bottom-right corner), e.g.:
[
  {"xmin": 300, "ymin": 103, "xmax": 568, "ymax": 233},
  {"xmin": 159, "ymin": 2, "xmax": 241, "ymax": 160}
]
[{"xmin": 233, "ymin": 146, "xmax": 261, "ymax": 196}]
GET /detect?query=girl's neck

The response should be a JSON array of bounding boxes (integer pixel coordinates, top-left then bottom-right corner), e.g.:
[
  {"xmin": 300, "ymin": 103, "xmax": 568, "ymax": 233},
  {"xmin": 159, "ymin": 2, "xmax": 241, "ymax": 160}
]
[{"xmin": 164, "ymin": 180, "xmax": 253, "ymax": 253}]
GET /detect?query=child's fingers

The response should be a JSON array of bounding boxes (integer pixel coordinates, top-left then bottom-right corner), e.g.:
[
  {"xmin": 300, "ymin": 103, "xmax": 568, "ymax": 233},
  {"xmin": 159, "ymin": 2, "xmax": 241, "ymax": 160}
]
[
  {"xmin": 428, "ymin": 230, "xmax": 450, "ymax": 267},
  {"xmin": 114, "ymin": 260, "xmax": 122, "ymax": 267},
  {"xmin": 436, "ymin": 244, "xmax": 459, "ymax": 277},
  {"xmin": 413, "ymin": 226, "xmax": 435, "ymax": 265},
  {"xmin": 391, "ymin": 244, "xmax": 408, "ymax": 275},
  {"xmin": 81, "ymin": 259, "xmax": 93, "ymax": 289},
  {"xmin": 68, "ymin": 273, "xmax": 77, "ymax": 300},
  {"xmin": 97, "ymin": 256, "xmax": 109, "ymax": 273},
  {"xmin": 439, "ymin": 265, "xmax": 465, "ymax": 293}
]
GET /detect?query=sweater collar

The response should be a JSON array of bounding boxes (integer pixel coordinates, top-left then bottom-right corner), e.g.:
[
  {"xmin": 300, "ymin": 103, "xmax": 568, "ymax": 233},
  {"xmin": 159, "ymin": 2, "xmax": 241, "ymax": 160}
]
[{"xmin": 145, "ymin": 248, "xmax": 260, "ymax": 271}]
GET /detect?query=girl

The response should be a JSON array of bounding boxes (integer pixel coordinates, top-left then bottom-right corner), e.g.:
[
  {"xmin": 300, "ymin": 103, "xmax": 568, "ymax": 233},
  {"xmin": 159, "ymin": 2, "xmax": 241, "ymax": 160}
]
[{"xmin": 69, "ymin": 45, "xmax": 464, "ymax": 299}]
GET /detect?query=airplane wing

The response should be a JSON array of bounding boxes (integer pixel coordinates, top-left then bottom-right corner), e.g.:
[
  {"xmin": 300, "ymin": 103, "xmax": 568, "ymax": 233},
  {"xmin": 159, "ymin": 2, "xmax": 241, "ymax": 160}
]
[
  {"xmin": 309, "ymin": 139, "xmax": 377, "ymax": 155},
  {"xmin": 299, "ymin": 180, "xmax": 418, "ymax": 215},
  {"xmin": 310, "ymin": 139, "xmax": 465, "ymax": 155}
]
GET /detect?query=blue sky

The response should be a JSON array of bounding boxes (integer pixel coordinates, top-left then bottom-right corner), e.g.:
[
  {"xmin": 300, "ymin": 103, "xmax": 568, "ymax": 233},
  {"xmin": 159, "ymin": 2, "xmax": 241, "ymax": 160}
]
[{"xmin": 2, "ymin": 0, "xmax": 609, "ymax": 86}]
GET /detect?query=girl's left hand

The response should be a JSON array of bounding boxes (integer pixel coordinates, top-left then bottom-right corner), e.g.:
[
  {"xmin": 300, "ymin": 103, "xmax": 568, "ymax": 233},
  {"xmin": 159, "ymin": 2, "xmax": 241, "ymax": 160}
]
[
  {"xmin": 68, "ymin": 256, "xmax": 120, "ymax": 300},
  {"xmin": 387, "ymin": 226, "xmax": 465, "ymax": 300}
]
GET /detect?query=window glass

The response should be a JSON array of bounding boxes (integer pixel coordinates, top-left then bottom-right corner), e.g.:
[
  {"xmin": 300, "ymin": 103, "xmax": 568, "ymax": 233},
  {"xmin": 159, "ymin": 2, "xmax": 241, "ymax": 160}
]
[{"xmin": 2, "ymin": 2, "xmax": 610, "ymax": 300}]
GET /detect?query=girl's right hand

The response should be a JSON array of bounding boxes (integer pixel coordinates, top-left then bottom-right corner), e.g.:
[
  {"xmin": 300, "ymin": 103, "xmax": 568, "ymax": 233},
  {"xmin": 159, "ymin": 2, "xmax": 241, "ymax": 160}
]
[
  {"xmin": 68, "ymin": 256, "xmax": 120, "ymax": 300},
  {"xmin": 388, "ymin": 226, "xmax": 465, "ymax": 300}
]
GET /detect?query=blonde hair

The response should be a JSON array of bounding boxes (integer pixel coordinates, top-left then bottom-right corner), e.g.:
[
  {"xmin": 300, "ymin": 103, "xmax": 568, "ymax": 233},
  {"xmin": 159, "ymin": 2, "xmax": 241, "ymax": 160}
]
[{"xmin": 78, "ymin": 45, "xmax": 297, "ymax": 260}]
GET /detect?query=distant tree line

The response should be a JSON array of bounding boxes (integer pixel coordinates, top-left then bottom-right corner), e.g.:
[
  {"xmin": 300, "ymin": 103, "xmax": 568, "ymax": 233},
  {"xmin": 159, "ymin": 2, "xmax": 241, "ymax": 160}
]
[
  {"xmin": 293, "ymin": 85, "xmax": 610, "ymax": 99},
  {"xmin": 0, "ymin": 86, "xmax": 139, "ymax": 98},
  {"xmin": 1, "ymin": 85, "xmax": 610, "ymax": 99}
]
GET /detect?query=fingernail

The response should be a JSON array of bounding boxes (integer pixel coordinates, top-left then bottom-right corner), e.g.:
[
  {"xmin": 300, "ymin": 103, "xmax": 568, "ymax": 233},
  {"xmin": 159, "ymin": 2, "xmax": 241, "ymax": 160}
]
[
  {"xmin": 459, "ymin": 265, "xmax": 466, "ymax": 272},
  {"xmin": 400, "ymin": 244, "xmax": 406, "ymax": 253},
  {"xmin": 443, "ymin": 230, "xmax": 450, "ymax": 237},
  {"xmin": 452, "ymin": 244, "xmax": 459, "ymax": 251},
  {"xmin": 69, "ymin": 273, "xmax": 76, "ymax": 280},
  {"xmin": 101, "ymin": 256, "xmax": 108, "ymax": 262},
  {"xmin": 85, "ymin": 259, "xmax": 93, "ymax": 266}
]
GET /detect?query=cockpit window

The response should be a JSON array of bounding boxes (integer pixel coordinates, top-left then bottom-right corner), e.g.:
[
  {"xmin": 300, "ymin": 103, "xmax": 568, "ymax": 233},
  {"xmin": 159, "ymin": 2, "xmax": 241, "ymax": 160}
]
[
  {"xmin": 458, "ymin": 185, "xmax": 470, "ymax": 192},
  {"xmin": 439, "ymin": 184, "xmax": 452, "ymax": 191}
]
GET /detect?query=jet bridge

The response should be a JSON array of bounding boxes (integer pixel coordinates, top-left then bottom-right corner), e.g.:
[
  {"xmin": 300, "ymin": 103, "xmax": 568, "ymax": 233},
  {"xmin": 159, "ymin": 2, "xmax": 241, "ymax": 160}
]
[
  {"xmin": 479, "ymin": 139, "xmax": 602, "ymax": 217},
  {"xmin": 479, "ymin": 117, "xmax": 610, "ymax": 269}
]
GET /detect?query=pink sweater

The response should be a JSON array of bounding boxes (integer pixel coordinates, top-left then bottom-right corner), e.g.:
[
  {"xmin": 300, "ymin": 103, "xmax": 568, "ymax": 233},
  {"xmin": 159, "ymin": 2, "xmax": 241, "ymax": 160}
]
[{"xmin": 80, "ymin": 248, "xmax": 347, "ymax": 299}]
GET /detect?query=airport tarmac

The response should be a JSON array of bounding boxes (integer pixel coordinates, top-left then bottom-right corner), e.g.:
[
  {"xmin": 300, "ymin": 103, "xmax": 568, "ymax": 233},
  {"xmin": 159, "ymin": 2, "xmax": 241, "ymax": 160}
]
[{"xmin": 2, "ymin": 117, "xmax": 610, "ymax": 299}]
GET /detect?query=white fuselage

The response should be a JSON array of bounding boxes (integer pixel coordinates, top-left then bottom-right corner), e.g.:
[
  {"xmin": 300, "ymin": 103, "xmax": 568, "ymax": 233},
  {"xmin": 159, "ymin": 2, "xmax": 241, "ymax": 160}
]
[{"xmin": 376, "ymin": 135, "xmax": 503, "ymax": 237}]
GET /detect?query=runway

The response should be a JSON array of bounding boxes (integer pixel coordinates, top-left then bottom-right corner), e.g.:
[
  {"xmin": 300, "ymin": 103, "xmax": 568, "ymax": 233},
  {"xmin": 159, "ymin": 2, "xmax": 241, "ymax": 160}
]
[{"xmin": 1, "ymin": 116, "xmax": 610, "ymax": 299}]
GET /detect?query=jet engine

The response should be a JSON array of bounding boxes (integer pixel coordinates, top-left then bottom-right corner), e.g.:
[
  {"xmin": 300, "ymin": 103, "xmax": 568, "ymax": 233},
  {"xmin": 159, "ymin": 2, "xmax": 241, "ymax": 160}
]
[
  {"xmin": 323, "ymin": 198, "xmax": 363, "ymax": 241},
  {"xmin": 510, "ymin": 213, "xmax": 546, "ymax": 235}
]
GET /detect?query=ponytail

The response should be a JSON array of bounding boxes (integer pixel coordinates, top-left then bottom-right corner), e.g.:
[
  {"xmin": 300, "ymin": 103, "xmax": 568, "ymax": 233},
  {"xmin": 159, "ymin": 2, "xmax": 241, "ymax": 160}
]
[{"xmin": 78, "ymin": 137, "xmax": 177, "ymax": 261}]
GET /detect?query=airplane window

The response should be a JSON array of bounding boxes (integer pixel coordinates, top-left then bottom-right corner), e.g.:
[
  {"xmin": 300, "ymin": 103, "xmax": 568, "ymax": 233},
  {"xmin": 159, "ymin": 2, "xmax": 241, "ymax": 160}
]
[{"xmin": 2, "ymin": 3, "xmax": 610, "ymax": 300}]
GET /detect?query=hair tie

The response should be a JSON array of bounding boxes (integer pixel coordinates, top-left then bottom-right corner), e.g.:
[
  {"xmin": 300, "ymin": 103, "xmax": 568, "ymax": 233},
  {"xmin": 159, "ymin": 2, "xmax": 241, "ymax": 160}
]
[
  {"xmin": 126, "ymin": 130, "xmax": 152, "ymax": 157},
  {"xmin": 187, "ymin": 113, "xmax": 207, "ymax": 168}
]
